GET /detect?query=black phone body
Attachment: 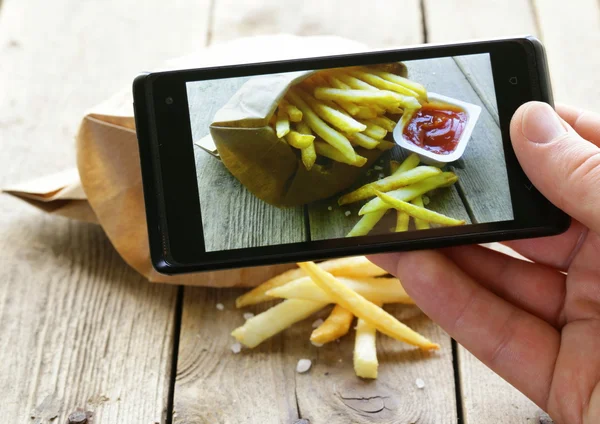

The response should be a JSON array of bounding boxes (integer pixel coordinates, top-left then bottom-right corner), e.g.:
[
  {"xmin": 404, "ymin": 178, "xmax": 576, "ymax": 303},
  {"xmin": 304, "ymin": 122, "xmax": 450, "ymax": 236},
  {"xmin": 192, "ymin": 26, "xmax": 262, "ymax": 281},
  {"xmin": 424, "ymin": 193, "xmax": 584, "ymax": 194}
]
[{"xmin": 133, "ymin": 36, "xmax": 569, "ymax": 274}]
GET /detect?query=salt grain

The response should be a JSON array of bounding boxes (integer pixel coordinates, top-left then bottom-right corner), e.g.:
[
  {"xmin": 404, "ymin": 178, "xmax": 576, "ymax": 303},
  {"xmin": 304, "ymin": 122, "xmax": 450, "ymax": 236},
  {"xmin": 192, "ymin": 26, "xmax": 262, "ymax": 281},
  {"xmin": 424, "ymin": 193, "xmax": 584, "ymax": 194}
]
[
  {"xmin": 422, "ymin": 195, "xmax": 430, "ymax": 205},
  {"xmin": 312, "ymin": 318, "xmax": 324, "ymax": 328},
  {"xmin": 243, "ymin": 312, "xmax": 254, "ymax": 320},
  {"xmin": 230, "ymin": 342, "xmax": 242, "ymax": 354},
  {"xmin": 374, "ymin": 165, "xmax": 383, "ymax": 171},
  {"xmin": 344, "ymin": 211, "xmax": 351, "ymax": 217},
  {"xmin": 296, "ymin": 359, "xmax": 312, "ymax": 373},
  {"xmin": 216, "ymin": 303, "xmax": 225, "ymax": 311},
  {"xmin": 327, "ymin": 206, "xmax": 333, "ymax": 211},
  {"xmin": 415, "ymin": 378, "xmax": 425, "ymax": 389},
  {"xmin": 378, "ymin": 173, "xmax": 385, "ymax": 179}
]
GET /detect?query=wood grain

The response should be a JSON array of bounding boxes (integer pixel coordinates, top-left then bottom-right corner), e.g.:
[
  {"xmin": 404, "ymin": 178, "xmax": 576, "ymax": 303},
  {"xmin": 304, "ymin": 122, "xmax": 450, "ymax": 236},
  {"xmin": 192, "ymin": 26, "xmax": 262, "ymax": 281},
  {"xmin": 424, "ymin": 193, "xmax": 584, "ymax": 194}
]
[
  {"xmin": 210, "ymin": 0, "xmax": 423, "ymax": 48},
  {"xmin": 0, "ymin": 0, "xmax": 211, "ymax": 421},
  {"xmin": 532, "ymin": 0, "xmax": 600, "ymax": 111}
]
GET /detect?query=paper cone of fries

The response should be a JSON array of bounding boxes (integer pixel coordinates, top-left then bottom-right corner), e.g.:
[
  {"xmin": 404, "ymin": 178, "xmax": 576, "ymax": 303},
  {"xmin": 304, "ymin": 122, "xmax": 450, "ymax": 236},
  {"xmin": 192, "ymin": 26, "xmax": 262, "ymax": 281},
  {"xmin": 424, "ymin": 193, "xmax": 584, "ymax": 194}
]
[{"xmin": 205, "ymin": 63, "xmax": 408, "ymax": 207}]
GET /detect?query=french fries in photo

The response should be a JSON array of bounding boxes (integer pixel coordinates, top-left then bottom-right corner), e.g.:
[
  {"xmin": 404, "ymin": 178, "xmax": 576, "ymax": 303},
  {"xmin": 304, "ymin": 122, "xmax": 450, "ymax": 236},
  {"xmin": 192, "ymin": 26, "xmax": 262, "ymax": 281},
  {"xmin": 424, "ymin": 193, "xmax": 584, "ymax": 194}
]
[
  {"xmin": 298, "ymin": 90, "xmax": 367, "ymax": 133},
  {"xmin": 310, "ymin": 305, "xmax": 354, "ymax": 345},
  {"xmin": 235, "ymin": 256, "xmax": 387, "ymax": 308},
  {"xmin": 231, "ymin": 299, "xmax": 327, "ymax": 348},
  {"xmin": 375, "ymin": 140, "xmax": 396, "ymax": 151},
  {"xmin": 411, "ymin": 196, "xmax": 431, "ymax": 230},
  {"xmin": 346, "ymin": 210, "xmax": 387, "ymax": 237},
  {"xmin": 354, "ymin": 317, "xmax": 378, "ymax": 379},
  {"xmin": 285, "ymin": 130, "xmax": 315, "ymax": 149},
  {"xmin": 353, "ymin": 106, "xmax": 378, "ymax": 119},
  {"xmin": 349, "ymin": 132, "xmax": 380, "ymax": 150},
  {"xmin": 275, "ymin": 107, "xmax": 290, "ymax": 138},
  {"xmin": 279, "ymin": 98, "xmax": 303, "ymax": 122},
  {"xmin": 266, "ymin": 276, "xmax": 413, "ymax": 305},
  {"xmin": 360, "ymin": 121, "xmax": 387, "ymax": 140},
  {"xmin": 301, "ymin": 142, "xmax": 317, "ymax": 171},
  {"xmin": 338, "ymin": 166, "xmax": 442, "ymax": 205},
  {"xmin": 395, "ymin": 212, "xmax": 410, "ymax": 232},
  {"xmin": 359, "ymin": 172, "xmax": 458, "ymax": 215},
  {"xmin": 335, "ymin": 73, "xmax": 378, "ymax": 91},
  {"xmin": 286, "ymin": 90, "xmax": 357, "ymax": 163},
  {"xmin": 349, "ymin": 69, "xmax": 420, "ymax": 99},
  {"xmin": 370, "ymin": 116, "xmax": 397, "ymax": 132},
  {"xmin": 315, "ymin": 141, "xmax": 367, "ymax": 167},
  {"xmin": 313, "ymin": 87, "xmax": 404, "ymax": 109},
  {"xmin": 297, "ymin": 262, "xmax": 439, "ymax": 350},
  {"xmin": 375, "ymin": 190, "xmax": 466, "ymax": 226},
  {"xmin": 370, "ymin": 68, "xmax": 428, "ymax": 103}
]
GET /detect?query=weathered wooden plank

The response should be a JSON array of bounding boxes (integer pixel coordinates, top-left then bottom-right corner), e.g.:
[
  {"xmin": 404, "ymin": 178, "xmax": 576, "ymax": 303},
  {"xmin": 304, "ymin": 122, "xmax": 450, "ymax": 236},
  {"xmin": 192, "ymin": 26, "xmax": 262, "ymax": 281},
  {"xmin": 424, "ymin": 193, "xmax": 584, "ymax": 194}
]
[
  {"xmin": 296, "ymin": 304, "xmax": 457, "ymax": 424},
  {"xmin": 407, "ymin": 56, "xmax": 513, "ymax": 224},
  {"xmin": 0, "ymin": 0, "xmax": 212, "ymax": 422},
  {"xmin": 210, "ymin": 0, "xmax": 423, "ymax": 48},
  {"xmin": 532, "ymin": 0, "xmax": 600, "ymax": 111},
  {"xmin": 187, "ymin": 78, "xmax": 306, "ymax": 252},
  {"xmin": 453, "ymin": 55, "xmax": 499, "ymax": 124},
  {"xmin": 173, "ymin": 288, "xmax": 305, "ymax": 424},
  {"xmin": 424, "ymin": 0, "xmax": 538, "ymax": 43}
]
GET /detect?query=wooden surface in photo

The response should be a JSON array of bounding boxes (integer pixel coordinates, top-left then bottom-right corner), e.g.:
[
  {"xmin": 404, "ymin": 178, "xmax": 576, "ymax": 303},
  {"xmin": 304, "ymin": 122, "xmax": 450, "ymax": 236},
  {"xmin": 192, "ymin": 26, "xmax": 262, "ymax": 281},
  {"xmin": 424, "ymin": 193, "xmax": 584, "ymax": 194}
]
[{"xmin": 2, "ymin": 0, "xmax": 599, "ymax": 422}]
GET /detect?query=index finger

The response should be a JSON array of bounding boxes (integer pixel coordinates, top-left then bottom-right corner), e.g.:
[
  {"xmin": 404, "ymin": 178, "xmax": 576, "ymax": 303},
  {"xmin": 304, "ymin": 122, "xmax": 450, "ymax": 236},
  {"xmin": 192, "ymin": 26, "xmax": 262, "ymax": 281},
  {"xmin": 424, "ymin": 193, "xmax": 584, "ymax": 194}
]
[{"xmin": 556, "ymin": 103, "xmax": 600, "ymax": 146}]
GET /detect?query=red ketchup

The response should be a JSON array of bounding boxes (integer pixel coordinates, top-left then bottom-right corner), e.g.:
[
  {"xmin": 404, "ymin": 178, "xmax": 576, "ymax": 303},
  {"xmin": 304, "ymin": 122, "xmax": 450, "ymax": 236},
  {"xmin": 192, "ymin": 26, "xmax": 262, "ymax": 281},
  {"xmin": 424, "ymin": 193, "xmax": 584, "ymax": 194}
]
[{"xmin": 403, "ymin": 102, "xmax": 467, "ymax": 155}]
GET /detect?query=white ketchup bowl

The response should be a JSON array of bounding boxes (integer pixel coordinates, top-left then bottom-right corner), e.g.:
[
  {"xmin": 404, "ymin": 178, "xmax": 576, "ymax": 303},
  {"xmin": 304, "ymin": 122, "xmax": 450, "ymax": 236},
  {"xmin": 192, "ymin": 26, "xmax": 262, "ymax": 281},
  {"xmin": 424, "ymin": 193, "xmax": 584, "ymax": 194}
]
[{"xmin": 392, "ymin": 92, "xmax": 482, "ymax": 166}]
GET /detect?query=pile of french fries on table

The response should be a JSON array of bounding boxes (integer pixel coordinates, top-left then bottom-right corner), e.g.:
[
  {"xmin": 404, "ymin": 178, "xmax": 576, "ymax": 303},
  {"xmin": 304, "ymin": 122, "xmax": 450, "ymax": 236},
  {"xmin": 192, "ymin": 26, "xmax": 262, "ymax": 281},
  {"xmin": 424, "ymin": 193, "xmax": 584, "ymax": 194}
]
[
  {"xmin": 270, "ymin": 66, "xmax": 466, "ymax": 237},
  {"xmin": 232, "ymin": 257, "xmax": 439, "ymax": 379}
]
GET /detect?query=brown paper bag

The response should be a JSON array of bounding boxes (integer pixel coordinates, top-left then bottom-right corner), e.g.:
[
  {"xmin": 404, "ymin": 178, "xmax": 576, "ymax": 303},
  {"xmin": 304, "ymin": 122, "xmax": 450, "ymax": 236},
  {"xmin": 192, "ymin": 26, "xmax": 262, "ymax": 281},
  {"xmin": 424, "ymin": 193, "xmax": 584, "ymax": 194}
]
[
  {"xmin": 3, "ymin": 34, "xmax": 371, "ymax": 287},
  {"xmin": 205, "ymin": 70, "xmax": 385, "ymax": 207}
]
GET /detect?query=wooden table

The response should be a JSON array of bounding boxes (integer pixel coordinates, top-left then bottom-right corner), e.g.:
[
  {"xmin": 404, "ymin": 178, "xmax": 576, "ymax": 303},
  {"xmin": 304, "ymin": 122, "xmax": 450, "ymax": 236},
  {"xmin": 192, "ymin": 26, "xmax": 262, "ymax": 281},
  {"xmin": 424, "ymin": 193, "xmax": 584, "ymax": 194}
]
[
  {"xmin": 2, "ymin": 0, "xmax": 599, "ymax": 422},
  {"xmin": 191, "ymin": 54, "xmax": 512, "ymax": 252}
]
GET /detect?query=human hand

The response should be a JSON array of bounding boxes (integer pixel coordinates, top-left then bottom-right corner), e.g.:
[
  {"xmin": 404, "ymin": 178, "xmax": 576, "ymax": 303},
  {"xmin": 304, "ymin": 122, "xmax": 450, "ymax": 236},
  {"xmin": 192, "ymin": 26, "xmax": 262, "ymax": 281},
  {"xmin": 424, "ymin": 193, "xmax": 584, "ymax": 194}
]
[{"xmin": 369, "ymin": 102, "xmax": 600, "ymax": 424}]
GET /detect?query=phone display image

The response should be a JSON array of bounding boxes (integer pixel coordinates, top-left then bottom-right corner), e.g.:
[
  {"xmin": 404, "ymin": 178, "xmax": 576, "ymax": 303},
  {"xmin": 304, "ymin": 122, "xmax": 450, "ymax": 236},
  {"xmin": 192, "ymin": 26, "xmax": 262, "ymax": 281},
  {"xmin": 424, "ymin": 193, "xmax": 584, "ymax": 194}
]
[{"xmin": 188, "ymin": 53, "xmax": 513, "ymax": 253}]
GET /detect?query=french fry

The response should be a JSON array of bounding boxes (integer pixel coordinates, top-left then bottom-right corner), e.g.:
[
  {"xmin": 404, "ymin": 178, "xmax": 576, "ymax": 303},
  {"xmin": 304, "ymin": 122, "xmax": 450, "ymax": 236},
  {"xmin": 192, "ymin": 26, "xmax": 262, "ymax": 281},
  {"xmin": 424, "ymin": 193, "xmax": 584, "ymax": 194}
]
[
  {"xmin": 279, "ymin": 98, "xmax": 303, "ymax": 122},
  {"xmin": 359, "ymin": 172, "xmax": 458, "ymax": 215},
  {"xmin": 346, "ymin": 210, "xmax": 386, "ymax": 237},
  {"xmin": 287, "ymin": 90, "xmax": 357, "ymax": 163},
  {"xmin": 325, "ymin": 76, "xmax": 362, "ymax": 116},
  {"xmin": 338, "ymin": 166, "xmax": 442, "ymax": 205},
  {"xmin": 297, "ymin": 262, "xmax": 439, "ymax": 350},
  {"xmin": 395, "ymin": 212, "xmax": 410, "ymax": 232},
  {"xmin": 411, "ymin": 196, "xmax": 430, "ymax": 230},
  {"xmin": 330, "ymin": 74, "xmax": 422, "ymax": 110},
  {"xmin": 389, "ymin": 160, "xmax": 401, "ymax": 174},
  {"xmin": 353, "ymin": 106, "xmax": 378, "ymax": 119},
  {"xmin": 375, "ymin": 190, "xmax": 466, "ymax": 226},
  {"xmin": 375, "ymin": 140, "xmax": 396, "ymax": 151},
  {"xmin": 354, "ymin": 317, "xmax": 378, "ymax": 379},
  {"xmin": 350, "ymin": 132, "xmax": 380, "ymax": 150},
  {"xmin": 266, "ymin": 276, "xmax": 413, "ymax": 305},
  {"xmin": 275, "ymin": 107, "xmax": 290, "ymax": 138},
  {"xmin": 370, "ymin": 69, "xmax": 428, "ymax": 102},
  {"xmin": 370, "ymin": 116, "xmax": 397, "ymax": 132},
  {"xmin": 335, "ymin": 73, "xmax": 378, "ymax": 91},
  {"xmin": 231, "ymin": 299, "xmax": 327, "ymax": 348},
  {"xmin": 285, "ymin": 130, "xmax": 315, "ymax": 149},
  {"xmin": 360, "ymin": 121, "xmax": 387, "ymax": 140},
  {"xmin": 349, "ymin": 69, "xmax": 420, "ymax": 99},
  {"xmin": 295, "ymin": 121, "xmax": 317, "ymax": 170},
  {"xmin": 315, "ymin": 141, "xmax": 367, "ymax": 167},
  {"xmin": 235, "ymin": 256, "xmax": 387, "ymax": 307},
  {"xmin": 310, "ymin": 305, "xmax": 354, "ymax": 344},
  {"xmin": 313, "ymin": 87, "xmax": 403, "ymax": 109},
  {"xmin": 298, "ymin": 89, "xmax": 366, "ymax": 133}
]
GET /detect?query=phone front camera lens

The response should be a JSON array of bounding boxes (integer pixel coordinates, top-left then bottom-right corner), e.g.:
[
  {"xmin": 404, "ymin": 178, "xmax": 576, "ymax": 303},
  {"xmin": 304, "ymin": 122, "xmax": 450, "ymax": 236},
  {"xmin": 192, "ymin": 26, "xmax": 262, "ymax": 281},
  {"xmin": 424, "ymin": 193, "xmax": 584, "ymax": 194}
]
[{"xmin": 165, "ymin": 97, "xmax": 174, "ymax": 105}]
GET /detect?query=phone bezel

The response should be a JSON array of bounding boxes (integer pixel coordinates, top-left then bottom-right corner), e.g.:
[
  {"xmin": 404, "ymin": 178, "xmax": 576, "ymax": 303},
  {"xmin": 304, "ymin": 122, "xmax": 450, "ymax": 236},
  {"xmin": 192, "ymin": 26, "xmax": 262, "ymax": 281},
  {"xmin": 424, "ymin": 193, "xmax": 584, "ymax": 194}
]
[{"xmin": 133, "ymin": 36, "xmax": 569, "ymax": 274}]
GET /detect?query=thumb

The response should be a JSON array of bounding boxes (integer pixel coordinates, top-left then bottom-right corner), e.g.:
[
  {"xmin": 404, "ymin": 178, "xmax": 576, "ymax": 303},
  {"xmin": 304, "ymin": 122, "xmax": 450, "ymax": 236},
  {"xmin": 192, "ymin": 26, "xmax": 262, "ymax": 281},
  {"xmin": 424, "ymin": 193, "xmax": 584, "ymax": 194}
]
[{"xmin": 510, "ymin": 101, "xmax": 600, "ymax": 234}]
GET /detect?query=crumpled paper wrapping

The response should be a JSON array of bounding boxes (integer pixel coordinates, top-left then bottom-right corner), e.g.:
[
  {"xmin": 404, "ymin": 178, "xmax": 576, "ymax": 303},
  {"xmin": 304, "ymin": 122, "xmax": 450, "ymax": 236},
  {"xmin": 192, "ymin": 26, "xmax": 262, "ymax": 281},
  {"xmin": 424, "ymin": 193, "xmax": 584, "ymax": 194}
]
[
  {"xmin": 205, "ymin": 70, "xmax": 384, "ymax": 206},
  {"xmin": 3, "ymin": 34, "xmax": 371, "ymax": 287}
]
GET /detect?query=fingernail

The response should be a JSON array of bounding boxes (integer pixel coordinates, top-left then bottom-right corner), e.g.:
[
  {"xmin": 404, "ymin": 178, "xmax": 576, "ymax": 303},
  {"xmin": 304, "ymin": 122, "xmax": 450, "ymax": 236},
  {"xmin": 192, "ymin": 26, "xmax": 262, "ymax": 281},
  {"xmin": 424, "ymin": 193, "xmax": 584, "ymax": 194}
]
[{"xmin": 521, "ymin": 102, "xmax": 567, "ymax": 144}]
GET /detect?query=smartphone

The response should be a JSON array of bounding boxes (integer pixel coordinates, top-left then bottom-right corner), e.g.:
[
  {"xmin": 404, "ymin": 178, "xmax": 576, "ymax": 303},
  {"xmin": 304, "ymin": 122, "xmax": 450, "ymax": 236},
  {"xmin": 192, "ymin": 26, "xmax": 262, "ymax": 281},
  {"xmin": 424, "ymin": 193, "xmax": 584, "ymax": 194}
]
[{"xmin": 133, "ymin": 36, "xmax": 569, "ymax": 274}]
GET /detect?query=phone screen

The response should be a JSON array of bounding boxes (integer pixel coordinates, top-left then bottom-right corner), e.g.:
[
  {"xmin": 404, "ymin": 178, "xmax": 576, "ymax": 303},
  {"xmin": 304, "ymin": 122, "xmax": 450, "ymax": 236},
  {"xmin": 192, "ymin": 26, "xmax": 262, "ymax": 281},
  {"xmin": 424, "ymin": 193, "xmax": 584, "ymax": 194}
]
[{"xmin": 185, "ymin": 53, "xmax": 513, "ymax": 253}]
